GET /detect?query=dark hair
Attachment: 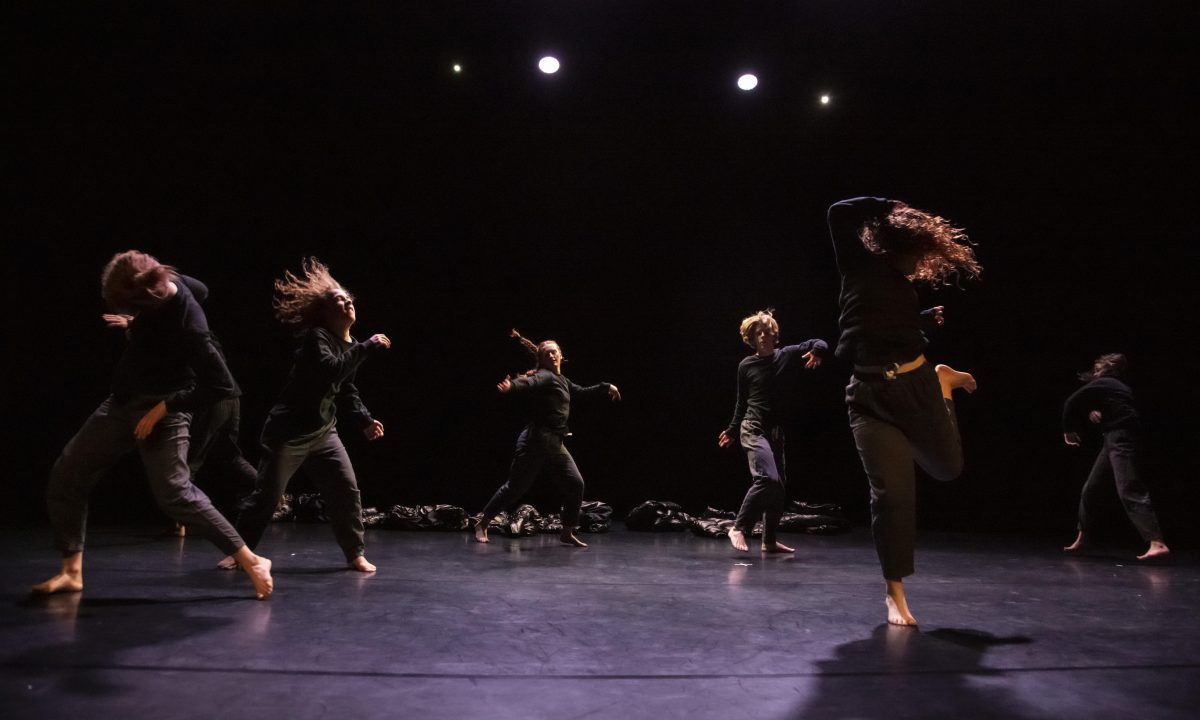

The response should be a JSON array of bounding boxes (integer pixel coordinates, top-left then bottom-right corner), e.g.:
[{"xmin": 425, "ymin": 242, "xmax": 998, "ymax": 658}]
[
  {"xmin": 1079, "ymin": 353, "xmax": 1127, "ymax": 381},
  {"xmin": 101, "ymin": 250, "xmax": 176, "ymax": 312}
]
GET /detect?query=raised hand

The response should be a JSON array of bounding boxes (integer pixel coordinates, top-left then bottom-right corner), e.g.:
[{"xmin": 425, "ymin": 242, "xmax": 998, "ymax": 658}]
[
  {"xmin": 803, "ymin": 350, "xmax": 822, "ymax": 369},
  {"xmin": 368, "ymin": 333, "xmax": 391, "ymax": 349},
  {"xmin": 497, "ymin": 375, "xmax": 513, "ymax": 393},
  {"xmin": 363, "ymin": 419, "xmax": 385, "ymax": 441}
]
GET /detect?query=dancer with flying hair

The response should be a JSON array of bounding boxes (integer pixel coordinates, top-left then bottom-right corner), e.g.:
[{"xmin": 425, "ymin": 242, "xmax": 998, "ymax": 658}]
[
  {"xmin": 35, "ymin": 251, "xmax": 273, "ymax": 600},
  {"xmin": 473, "ymin": 330, "xmax": 621, "ymax": 547},
  {"xmin": 827, "ymin": 197, "xmax": 980, "ymax": 626},
  {"xmin": 719, "ymin": 310, "xmax": 827, "ymax": 553},
  {"xmin": 223, "ymin": 258, "xmax": 390, "ymax": 573},
  {"xmin": 1062, "ymin": 353, "xmax": 1169, "ymax": 560}
]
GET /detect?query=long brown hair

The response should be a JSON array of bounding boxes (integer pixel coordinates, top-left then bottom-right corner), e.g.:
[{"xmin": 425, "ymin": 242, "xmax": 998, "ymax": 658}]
[
  {"xmin": 1079, "ymin": 353, "xmax": 1127, "ymax": 381},
  {"xmin": 273, "ymin": 257, "xmax": 349, "ymax": 329},
  {"xmin": 101, "ymin": 250, "xmax": 176, "ymax": 312},
  {"xmin": 861, "ymin": 204, "xmax": 981, "ymax": 285}
]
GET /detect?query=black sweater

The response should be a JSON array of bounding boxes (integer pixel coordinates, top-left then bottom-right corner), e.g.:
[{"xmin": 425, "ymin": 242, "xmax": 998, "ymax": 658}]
[
  {"xmin": 506, "ymin": 369, "xmax": 611, "ymax": 437},
  {"xmin": 827, "ymin": 197, "xmax": 936, "ymax": 366},
  {"xmin": 262, "ymin": 327, "xmax": 376, "ymax": 442},
  {"xmin": 111, "ymin": 275, "xmax": 240, "ymax": 412},
  {"xmin": 725, "ymin": 340, "xmax": 828, "ymax": 437},
  {"xmin": 1062, "ymin": 377, "xmax": 1140, "ymax": 435}
]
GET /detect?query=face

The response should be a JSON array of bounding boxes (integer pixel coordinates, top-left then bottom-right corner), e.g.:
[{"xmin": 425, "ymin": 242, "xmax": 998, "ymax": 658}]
[
  {"xmin": 326, "ymin": 289, "xmax": 356, "ymax": 325},
  {"xmin": 753, "ymin": 324, "xmax": 778, "ymax": 355},
  {"xmin": 538, "ymin": 342, "xmax": 563, "ymax": 373}
]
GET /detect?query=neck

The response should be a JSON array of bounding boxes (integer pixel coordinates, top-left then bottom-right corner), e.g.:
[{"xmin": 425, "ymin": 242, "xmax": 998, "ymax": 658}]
[{"xmin": 326, "ymin": 320, "xmax": 352, "ymax": 342}]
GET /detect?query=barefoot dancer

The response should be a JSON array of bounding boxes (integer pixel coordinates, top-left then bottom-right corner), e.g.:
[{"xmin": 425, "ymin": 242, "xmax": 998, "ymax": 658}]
[
  {"xmin": 827, "ymin": 197, "xmax": 980, "ymax": 626},
  {"xmin": 718, "ymin": 310, "xmax": 827, "ymax": 554},
  {"xmin": 226, "ymin": 258, "xmax": 390, "ymax": 573},
  {"xmin": 474, "ymin": 330, "xmax": 621, "ymax": 547},
  {"xmin": 35, "ymin": 251, "xmax": 273, "ymax": 599},
  {"xmin": 1062, "ymin": 353, "xmax": 1169, "ymax": 561}
]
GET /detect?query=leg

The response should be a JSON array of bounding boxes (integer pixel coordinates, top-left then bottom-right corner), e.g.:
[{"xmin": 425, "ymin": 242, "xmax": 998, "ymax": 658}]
[
  {"xmin": 475, "ymin": 429, "xmax": 545, "ymax": 544},
  {"xmin": 303, "ymin": 430, "xmax": 372, "ymax": 570},
  {"xmin": 909, "ymin": 364, "xmax": 964, "ymax": 482},
  {"xmin": 762, "ymin": 428, "xmax": 792, "ymax": 553},
  {"xmin": 188, "ymin": 398, "xmax": 257, "ymax": 517},
  {"xmin": 935, "ymin": 363, "xmax": 977, "ymax": 399},
  {"xmin": 1065, "ymin": 447, "xmax": 1112, "ymax": 553},
  {"xmin": 546, "ymin": 446, "xmax": 587, "ymax": 547},
  {"xmin": 733, "ymin": 431, "xmax": 790, "ymax": 553},
  {"xmin": 234, "ymin": 433, "xmax": 310, "ymax": 554},
  {"xmin": 1106, "ymin": 431, "xmax": 1169, "ymax": 559}
]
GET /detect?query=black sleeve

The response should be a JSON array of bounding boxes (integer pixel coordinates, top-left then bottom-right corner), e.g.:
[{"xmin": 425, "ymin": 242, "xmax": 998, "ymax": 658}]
[
  {"xmin": 566, "ymin": 379, "xmax": 613, "ymax": 398},
  {"xmin": 303, "ymin": 329, "xmax": 373, "ymax": 385},
  {"xmin": 1062, "ymin": 384, "xmax": 1096, "ymax": 434},
  {"xmin": 827, "ymin": 197, "xmax": 896, "ymax": 274},
  {"xmin": 165, "ymin": 302, "xmax": 238, "ymax": 413},
  {"xmin": 337, "ymin": 375, "xmax": 374, "ymax": 431},
  {"xmin": 782, "ymin": 338, "xmax": 829, "ymax": 358},
  {"xmin": 725, "ymin": 362, "xmax": 749, "ymax": 437},
  {"xmin": 177, "ymin": 275, "xmax": 210, "ymax": 305},
  {"xmin": 919, "ymin": 308, "xmax": 942, "ymax": 337},
  {"xmin": 506, "ymin": 371, "xmax": 552, "ymax": 395}
]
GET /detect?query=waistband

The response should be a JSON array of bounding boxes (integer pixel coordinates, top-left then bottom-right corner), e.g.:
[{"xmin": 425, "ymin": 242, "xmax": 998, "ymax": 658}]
[{"xmin": 853, "ymin": 354, "xmax": 926, "ymax": 381}]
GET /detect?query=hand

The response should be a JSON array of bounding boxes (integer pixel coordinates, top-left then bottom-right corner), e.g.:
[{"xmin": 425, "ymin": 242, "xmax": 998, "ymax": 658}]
[
  {"xmin": 363, "ymin": 419, "xmax": 385, "ymax": 441},
  {"xmin": 102, "ymin": 313, "xmax": 134, "ymax": 329},
  {"xmin": 802, "ymin": 350, "xmax": 822, "ymax": 369},
  {"xmin": 926, "ymin": 306, "xmax": 945, "ymax": 327},
  {"xmin": 1088, "ymin": 410, "xmax": 1102, "ymax": 425},
  {"xmin": 497, "ymin": 375, "xmax": 513, "ymax": 393},
  {"xmin": 134, "ymin": 401, "xmax": 168, "ymax": 440},
  {"xmin": 1063, "ymin": 432, "xmax": 1081, "ymax": 447},
  {"xmin": 608, "ymin": 384, "xmax": 622, "ymax": 402},
  {"xmin": 367, "ymin": 334, "xmax": 391, "ymax": 349},
  {"xmin": 718, "ymin": 429, "xmax": 734, "ymax": 448}
]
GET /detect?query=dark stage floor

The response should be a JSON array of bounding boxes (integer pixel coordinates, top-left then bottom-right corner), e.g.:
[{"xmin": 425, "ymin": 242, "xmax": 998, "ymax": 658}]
[{"xmin": 2, "ymin": 524, "xmax": 1198, "ymax": 719}]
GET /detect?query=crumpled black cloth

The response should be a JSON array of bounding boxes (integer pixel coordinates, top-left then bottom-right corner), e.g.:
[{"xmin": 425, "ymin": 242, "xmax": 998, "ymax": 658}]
[
  {"xmin": 292, "ymin": 493, "xmax": 327, "ymax": 523},
  {"xmin": 384, "ymin": 504, "xmax": 470, "ymax": 531},
  {"xmin": 362, "ymin": 507, "xmax": 388, "ymax": 529},
  {"xmin": 479, "ymin": 500, "xmax": 614, "ymax": 536},
  {"xmin": 271, "ymin": 494, "xmax": 295, "ymax": 522},
  {"xmin": 485, "ymin": 504, "xmax": 544, "ymax": 537},
  {"xmin": 689, "ymin": 501, "xmax": 851, "ymax": 537},
  {"xmin": 624, "ymin": 500, "xmax": 694, "ymax": 531}
]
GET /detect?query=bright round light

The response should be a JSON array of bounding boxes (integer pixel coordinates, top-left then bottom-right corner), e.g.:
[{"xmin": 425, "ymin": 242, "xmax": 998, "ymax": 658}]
[
  {"xmin": 538, "ymin": 56, "xmax": 560, "ymax": 74},
  {"xmin": 452, "ymin": 63, "xmax": 462, "ymax": 74},
  {"xmin": 737, "ymin": 74, "xmax": 758, "ymax": 91},
  {"xmin": 820, "ymin": 94, "xmax": 831, "ymax": 105}
]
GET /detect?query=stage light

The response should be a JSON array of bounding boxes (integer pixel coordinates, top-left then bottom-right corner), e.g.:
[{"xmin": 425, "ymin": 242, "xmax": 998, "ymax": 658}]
[
  {"xmin": 538, "ymin": 56, "xmax": 560, "ymax": 74},
  {"xmin": 737, "ymin": 74, "xmax": 758, "ymax": 91},
  {"xmin": 820, "ymin": 94, "xmax": 831, "ymax": 105},
  {"xmin": 452, "ymin": 63, "xmax": 462, "ymax": 74}
]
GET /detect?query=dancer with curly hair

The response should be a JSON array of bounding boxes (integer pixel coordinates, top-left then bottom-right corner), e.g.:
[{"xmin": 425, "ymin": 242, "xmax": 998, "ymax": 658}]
[
  {"xmin": 224, "ymin": 258, "xmax": 390, "ymax": 573},
  {"xmin": 718, "ymin": 310, "xmax": 827, "ymax": 553},
  {"xmin": 473, "ymin": 330, "xmax": 620, "ymax": 547},
  {"xmin": 827, "ymin": 197, "xmax": 980, "ymax": 626},
  {"xmin": 35, "ymin": 251, "xmax": 273, "ymax": 600},
  {"xmin": 1062, "ymin": 353, "xmax": 1169, "ymax": 560}
]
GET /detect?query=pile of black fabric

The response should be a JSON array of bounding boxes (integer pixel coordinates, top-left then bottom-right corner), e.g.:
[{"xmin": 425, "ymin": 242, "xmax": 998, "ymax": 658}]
[
  {"xmin": 293, "ymin": 493, "xmax": 327, "ymax": 523},
  {"xmin": 689, "ymin": 501, "xmax": 852, "ymax": 538},
  {"xmin": 624, "ymin": 500, "xmax": 694, "ymax": 531},
  {"xmin": 384, "ymin": 504, "xmax": 471, "ymax": 531},
  {"xmin": 271, "ymin": 494, "xmax": 295, "ymax": 522},
  {"xmin": 481, "ymin": 500, "xmax": 614, "ymax": 536}
]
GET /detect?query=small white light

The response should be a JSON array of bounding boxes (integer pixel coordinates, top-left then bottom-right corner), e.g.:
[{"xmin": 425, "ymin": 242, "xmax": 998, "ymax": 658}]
[
  {"xmin": 820, "ymin": 94, "xmax": 831, "ymax": 105},
  {"xmin": 538, "ymin": 56, "xmax": 560, "ymax": 74},
  {"xmin": 737, "ymin": 74, "xmax": 758, "ymax": 91},
  {"xmin": 452, "ymin": 63, "xmax": 462, "ymax": 74}
]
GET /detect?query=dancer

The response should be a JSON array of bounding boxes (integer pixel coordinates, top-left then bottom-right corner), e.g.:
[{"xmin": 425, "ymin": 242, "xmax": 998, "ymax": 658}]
[
  {"xmin": 1062, "ymin": 353, "xmax": 1169, "ymax": 560},
  {"xmin": 474, "ymin": 330, "xmax": 621, "ymax": 547},
  {"xmin": 34, "ymin": 251, "xmax": 273, "ymax": 599},
  {"xmin": 224, "ymin": 258, "xmax": 389, "ymax": 573},
  {"xmin": 718, "ymin": 310, "xmax": 827, "ymax": 553},
  {"xmin": 827, "ymin": 197, "xmax": 980, "ymax": 626}
]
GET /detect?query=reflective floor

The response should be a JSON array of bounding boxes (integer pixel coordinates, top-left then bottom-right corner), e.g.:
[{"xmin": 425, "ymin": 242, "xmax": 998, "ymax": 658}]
[{"xmin": 2, "ymin": 524, "xmax": 1197, "ymax": 719}]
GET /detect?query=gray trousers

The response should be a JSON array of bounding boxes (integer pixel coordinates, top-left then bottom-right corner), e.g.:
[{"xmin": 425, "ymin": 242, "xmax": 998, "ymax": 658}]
[
  {"xmin": 187, "ymin": 396, "xmax": 257, "ymax": 516},
  {"xmin": 480, "ymin": 426, "xmax": 584, "ymax": 526},
  {"xmin": 1078, "ymin": 428, "xmax": 1163, "ymax": 542},
  {"xmin": 735, "ymin": 424, "xmax": 787, "ymax": 543},
  {"xmin": 846, "ymin": 363, "xmax": 962, "ymax": 580},
  {"xmin": 235, "ymin": 426, "xmax": 365, "ymax": 561},
  {"xmin": 47, "ymin": 395, "xmax": 245, "ymax": 556}
]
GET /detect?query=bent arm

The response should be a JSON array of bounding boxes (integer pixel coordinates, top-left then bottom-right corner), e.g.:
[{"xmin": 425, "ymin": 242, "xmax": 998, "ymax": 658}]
[
  {"xmin": 303, "ymin": 328, "xmax": 373, "ymax": 385},
  {"xmin": 827, "ymin": 197, "xmax": 896, "ymax": 274},
  {"xmin": 725, "ymin": 364, "xmax": 749, "ymax": 437}
]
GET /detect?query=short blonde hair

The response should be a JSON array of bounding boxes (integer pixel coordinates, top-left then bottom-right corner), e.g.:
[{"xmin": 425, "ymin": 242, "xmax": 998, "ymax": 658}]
[{"xmin": 738, "ymin": 309, "xmax": 779, "ymax": 348}]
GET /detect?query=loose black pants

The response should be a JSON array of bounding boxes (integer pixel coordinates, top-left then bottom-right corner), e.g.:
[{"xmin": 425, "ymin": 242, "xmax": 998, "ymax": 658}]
[
  {"xmin": 1077, "ymin": 428, "xmax": 1163, "ymax": 542},
  {"xmin": 480, "ymin": 426, "xmax": 584, "ymax": 527}
]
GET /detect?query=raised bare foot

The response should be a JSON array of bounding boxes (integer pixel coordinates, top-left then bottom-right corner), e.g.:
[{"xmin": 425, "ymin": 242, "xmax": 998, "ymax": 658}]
[
  {"xmin": 762, "ymin": 541, "xmax": 795, "ymax": 554},
  {"xmin": 1063, "ymin": 531, "xmax": 1089, "ymax": 553},
  {"xmin": 473, "ymin": 517, "xmax": 490, "ymax": 544},
  {"xmin": 32, "ymin": 572, "xmax": 83, "ymax": 595},
  {"xmin": 241, "ymin": 555, "xmax": 273, "ymax": 600},
  {"xmin": 350, "ymin": 556, "xmax": 377, "ymax": 573},
  {"xmin": 728, "ymin": 527, "xmax": 749, "ymax": 552},
  {"xmin": 1137, "ymin": 540, "xmax": 1170, "ymax": 561},
  {"xmin": 935, "ymin": 364, "xmax": 977, "ymax": 396},
  {"xmin": 216, "ymin": 555, "xmax": 238, "ymax": 570},
  {"xmin": 560, "ymin": 532, "xmax": 588, "ymax": 547}
]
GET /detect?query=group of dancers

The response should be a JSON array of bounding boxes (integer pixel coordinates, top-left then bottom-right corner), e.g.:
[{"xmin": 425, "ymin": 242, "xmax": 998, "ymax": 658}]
[{"xmin": 32, "ymin": 197, "xmax": 1170, "ymax": 626}]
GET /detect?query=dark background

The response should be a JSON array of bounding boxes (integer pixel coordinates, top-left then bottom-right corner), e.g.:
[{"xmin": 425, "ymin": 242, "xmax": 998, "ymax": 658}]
[{"xmin": 7, "ymin": 2, "xmax": 1198, "ymax": 544}]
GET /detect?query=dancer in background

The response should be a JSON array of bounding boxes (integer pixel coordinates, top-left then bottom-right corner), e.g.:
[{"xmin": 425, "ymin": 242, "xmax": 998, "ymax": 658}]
[
  {"xmin": 718, "ymin": 310, "xmax": 827, "ymax": 553},
  {"xmin": 1062, "ymin": 353, "xmax": 1169, "ymax": 560},
  {"xmin": 827, "ymin": 197, "xmax": 980, "ymax": 626},
  {"xmin": 35, "ymin": 251, "xmax": 273, "ymax": 599},
  {"xmin": 225, "ymin": 258, "xmax": 389, "ymax": 573},
  {"xmin": 474, "ymin": 330, "xmax": 620, "ymax": 547}
]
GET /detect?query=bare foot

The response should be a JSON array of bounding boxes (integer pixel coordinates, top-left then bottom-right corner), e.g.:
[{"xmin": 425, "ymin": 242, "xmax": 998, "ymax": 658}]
[
  {"xmin": 473, "ymin": 516, "xmax": 490, "ymax": 544},
  {"xmin": 935, "ymin": 363, "xmax": 977, "ymax": 397},
  {"xmin": 240, "ymin": 555, "xmax": 273, "ymax": 600},
  {"xmin": 32, "ymin": 572, "xmax": 83, "ymax": 595},
  {"xmin": 1063, "ymin": 531, "xmax": 1089, "ymax": 553},
  {"xmin": 216, "ymin": 555, "xmax": 238, "ymax": 570},
  {"xmin": 173, "ymin": 522, "xmax": 187, "ymax": 538},
  {"xmin": 728, "ymin": 528, "xmax": 749, "ymax": 552},
  {"xmin": 560, "ymin": 532, "xmax": 588, "ymax": 547},
  {"xmin": 1137, "ymin": 540, "xmax": 1170, "ymax": 561},
  {"xmin": 886, "ymin": 580, "xmax": 917, "ymax": 626},
  {"xmin": 350, "ymin": 556, "xmax": 377, "ymax": 573},
  {"xmin": 762, "ymin": 541, "xmax": 795, "ymax": 554}
]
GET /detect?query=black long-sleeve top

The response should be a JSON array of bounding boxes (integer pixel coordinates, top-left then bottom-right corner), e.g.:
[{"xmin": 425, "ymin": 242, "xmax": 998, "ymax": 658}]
[
  {"xmin": 1062, "ymin": 377, "xmax": 1140, "ymax": 435},
  {"xmin": 262, "ymin": 327, "xmax": 377, "ymax": 443},
  {"xmin": 505, "ymin": 369, "xmax": 612, "ymax": 437},
  {"xmin": 725, "ymin": 339, "xmax": 828, "ymax": 437},
  {"xmin": 110, "ymin": 275, "xmax": 240, "ymax": 412},
  {"xmin": 827, "ymin": 197, "xmax": 936, "ymax": 366}
]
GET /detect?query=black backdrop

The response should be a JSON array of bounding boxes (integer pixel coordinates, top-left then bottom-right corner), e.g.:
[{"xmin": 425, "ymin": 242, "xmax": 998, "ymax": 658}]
[{"xmin": 7, "ymin": 2, "xmax": 1198, "ymax": 543}]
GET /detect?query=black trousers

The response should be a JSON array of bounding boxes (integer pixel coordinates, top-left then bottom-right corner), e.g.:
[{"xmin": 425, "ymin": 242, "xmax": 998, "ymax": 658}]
[
  {"xmin": 846, "ymin": 363, "xmax": 962, "ymax": 580},
  {"xmin": 187, "ymin": 397, "xmax": 257, "ymax": 517},
  {"xmin": 734, "ymin": 423, "xmax": 787, "ymax": 543},
  {"xmin": 1078, "ymin": 428, "xmax": 1163, "ymax": 542},
  {"xmin": 480, "ymin": 426, "xmax": 584, "ymax": 527},
  {"xmin": 236, "ymin": 425, "xmax": 365, "ymax": 561}
]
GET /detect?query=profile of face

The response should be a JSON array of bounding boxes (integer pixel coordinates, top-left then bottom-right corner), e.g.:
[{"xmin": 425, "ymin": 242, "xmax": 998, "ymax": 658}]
[
  {"xmin": 325, "ymin": 289, "xmax": 356, "ymax": 326},
  {"xmin": 538, "ymin": 342, "xmax": 563, "ymax": 374},
  {"xmin": 753, "ymin": 324, "xmax": 779, "ymax": 356}
]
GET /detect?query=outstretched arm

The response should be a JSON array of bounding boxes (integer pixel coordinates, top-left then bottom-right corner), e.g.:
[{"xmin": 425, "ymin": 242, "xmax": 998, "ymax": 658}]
[
  {"xmin": 567, "ymin": 379, "xmax": 619, "ymax": 401},
  {"xmin": 304, "ymin": 328, "xmax": 389, "ymax": 385}
]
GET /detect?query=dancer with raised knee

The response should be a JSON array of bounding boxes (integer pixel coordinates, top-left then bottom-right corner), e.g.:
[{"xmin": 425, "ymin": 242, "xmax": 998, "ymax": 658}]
[
  {"xmin": 473, "ymin": 330, "xmax": 620, "ymax": 547},
  {"xmin": 35, "ymin": 251, "xmax": 273, "ymax": 599},
  {"xmin": 225, "ymin": 258, "xmax": 389, "ymax": 573},
  {"xmin": 1062, "ymin": 353, "xmax": 1169, "ymax": 561},
  {"xmin": 827, "ymin": 197, "xmax": 980, "ymax": 626},
  {"xmin": 718, "ymin": 310, "xmax": 827, "ymax": 554}
]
